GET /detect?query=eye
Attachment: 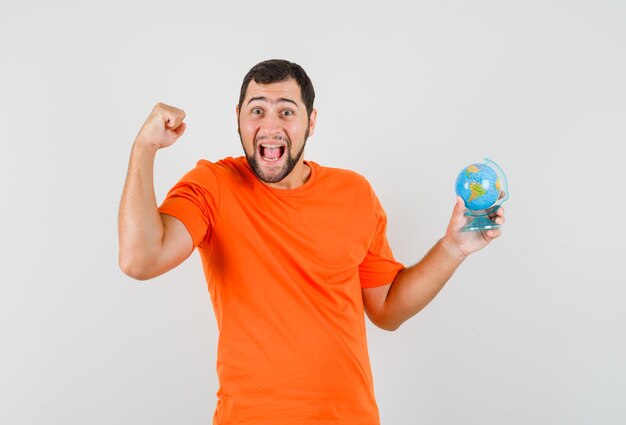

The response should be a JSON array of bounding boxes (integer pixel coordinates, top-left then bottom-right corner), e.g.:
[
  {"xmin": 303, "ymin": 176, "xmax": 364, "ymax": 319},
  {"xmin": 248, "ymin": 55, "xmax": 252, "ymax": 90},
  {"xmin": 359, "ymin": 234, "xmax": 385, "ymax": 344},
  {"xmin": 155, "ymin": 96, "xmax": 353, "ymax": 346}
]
[
  {"xmin": 282, "ymin": 109, "xmax": 294, "ymax": 117},
  {"xmin": 251, "ymin": 108, "xmax": 263, "ymax": 115}
]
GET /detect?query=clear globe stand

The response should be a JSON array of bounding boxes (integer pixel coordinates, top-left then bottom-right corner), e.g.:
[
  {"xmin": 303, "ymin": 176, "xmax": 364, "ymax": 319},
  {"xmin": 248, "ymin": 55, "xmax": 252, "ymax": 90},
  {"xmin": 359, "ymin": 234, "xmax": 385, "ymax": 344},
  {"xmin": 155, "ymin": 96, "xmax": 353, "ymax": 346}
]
[
  {"xmin": 463, "ymin": 204, "xmax": 502, "ymax": 232},
  {"xmin": 461, "ymin": 158, "xmax": 509, "ymax": 232}
]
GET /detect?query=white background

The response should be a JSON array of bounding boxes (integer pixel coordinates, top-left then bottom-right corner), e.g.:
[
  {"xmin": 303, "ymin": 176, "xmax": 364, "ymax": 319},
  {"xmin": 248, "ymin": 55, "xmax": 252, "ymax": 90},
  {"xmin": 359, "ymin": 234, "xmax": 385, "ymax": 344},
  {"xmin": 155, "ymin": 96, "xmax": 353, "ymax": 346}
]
[{"xmin": 1, "ymin": 1, "xmax": 625, "ymax": 424}]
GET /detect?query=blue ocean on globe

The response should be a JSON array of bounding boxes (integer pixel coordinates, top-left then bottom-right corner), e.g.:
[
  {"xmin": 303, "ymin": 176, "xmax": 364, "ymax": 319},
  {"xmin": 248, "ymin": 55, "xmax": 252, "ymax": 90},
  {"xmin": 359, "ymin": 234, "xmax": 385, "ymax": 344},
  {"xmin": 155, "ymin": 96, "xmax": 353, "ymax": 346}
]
[{"xmin": 455, "ymin": 163, "xmax": 501, "ymax": 210}]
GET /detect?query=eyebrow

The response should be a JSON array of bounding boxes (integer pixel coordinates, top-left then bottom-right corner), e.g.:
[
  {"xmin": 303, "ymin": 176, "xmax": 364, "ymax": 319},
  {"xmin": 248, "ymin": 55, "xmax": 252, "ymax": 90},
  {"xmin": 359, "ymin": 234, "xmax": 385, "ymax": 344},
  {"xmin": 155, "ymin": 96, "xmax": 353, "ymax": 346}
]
[{"xmin": 247, "ymin": 96, "xmax": 299, "ymax": 108}]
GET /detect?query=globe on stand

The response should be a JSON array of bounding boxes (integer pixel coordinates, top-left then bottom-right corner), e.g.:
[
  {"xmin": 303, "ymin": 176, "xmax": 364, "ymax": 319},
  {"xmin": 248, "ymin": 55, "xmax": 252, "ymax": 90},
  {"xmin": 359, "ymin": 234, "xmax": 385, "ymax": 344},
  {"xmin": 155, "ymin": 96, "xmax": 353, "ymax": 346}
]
[{"xmin": 455, "ymin": 158, "xmax": 509, "ymax": 232}]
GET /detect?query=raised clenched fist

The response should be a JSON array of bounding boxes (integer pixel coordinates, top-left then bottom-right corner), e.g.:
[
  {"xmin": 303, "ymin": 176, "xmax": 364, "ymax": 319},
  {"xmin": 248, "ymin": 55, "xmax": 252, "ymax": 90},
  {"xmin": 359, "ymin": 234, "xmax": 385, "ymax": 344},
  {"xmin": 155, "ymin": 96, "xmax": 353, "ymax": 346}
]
[{"xmin": 135, "ymin": 103, "xmax": 187, "ymax": 150}]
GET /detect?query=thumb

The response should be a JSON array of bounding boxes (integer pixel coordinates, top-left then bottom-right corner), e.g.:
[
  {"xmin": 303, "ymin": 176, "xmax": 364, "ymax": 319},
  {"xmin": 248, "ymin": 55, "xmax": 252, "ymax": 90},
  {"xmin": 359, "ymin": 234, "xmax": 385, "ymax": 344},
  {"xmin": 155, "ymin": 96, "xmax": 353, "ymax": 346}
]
[
  {"xmin": 165, "ymin": 116, "xmax": 184, "ymax": 130},
  {"xmin": 454, "ymin": 196, "xmax": 466, "ymax": 214},
  {"xmin": 172, "ymin": 121, "xmax": 186, "ymax": 138},
  {"xmin": 450, "ymin": 196, "xmax": 467, "ymax": 228}
]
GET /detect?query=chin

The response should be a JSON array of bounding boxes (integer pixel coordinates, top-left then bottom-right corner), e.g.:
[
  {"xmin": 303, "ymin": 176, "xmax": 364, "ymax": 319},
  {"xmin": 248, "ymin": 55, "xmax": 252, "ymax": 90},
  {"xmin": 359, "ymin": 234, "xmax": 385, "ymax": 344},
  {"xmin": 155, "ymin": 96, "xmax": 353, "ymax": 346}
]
[{"xmin": 246, "ymin": 153, "xmax": 292, "ymax": 183}]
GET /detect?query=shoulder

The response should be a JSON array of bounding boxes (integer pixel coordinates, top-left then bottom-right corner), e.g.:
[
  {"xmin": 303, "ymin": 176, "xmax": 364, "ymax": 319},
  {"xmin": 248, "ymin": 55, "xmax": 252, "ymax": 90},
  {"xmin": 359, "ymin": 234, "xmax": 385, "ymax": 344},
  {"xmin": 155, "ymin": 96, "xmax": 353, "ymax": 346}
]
[
  {"xmin": 311, "ymin": 162, "xmax": 372, "ymax": 190},
  {"xmin": 195, "ymin": 156, "xmax": 244, "ymax": 174},
  {"xmin": 310, "ymin": 162, "xmax": 378, "ymax": 208},
  {"xmin": 189, "ymin": 156, "xmax": 251, "ymax": 183},
  {"xmin": 168, "ymin": 157, "xmax": 249, "ymax": 193}
]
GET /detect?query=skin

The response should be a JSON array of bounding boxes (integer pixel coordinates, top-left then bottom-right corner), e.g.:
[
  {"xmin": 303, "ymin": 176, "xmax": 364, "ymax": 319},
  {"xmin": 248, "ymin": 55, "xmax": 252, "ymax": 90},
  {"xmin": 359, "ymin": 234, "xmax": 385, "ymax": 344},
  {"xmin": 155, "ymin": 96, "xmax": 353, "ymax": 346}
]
[
  {"xmin": 361, "ymin": 200, "xmax": 505, "ymax": 331},
  {"xmin": 118, "ymin": 82, "xmax": 506, "ymax": 331},
  {"xmin": 236, "ymin": 79, "xmax": 317, "ymax": 189},
  {"xmin": 118, "ymin": 103, "xmax": 193, "ymax": 280}
]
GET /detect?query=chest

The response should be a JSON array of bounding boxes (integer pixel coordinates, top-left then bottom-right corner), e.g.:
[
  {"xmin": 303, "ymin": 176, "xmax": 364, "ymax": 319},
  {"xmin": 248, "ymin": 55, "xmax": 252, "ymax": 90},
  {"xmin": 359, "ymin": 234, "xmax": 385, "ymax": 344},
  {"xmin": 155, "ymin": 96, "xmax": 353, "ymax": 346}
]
[{"xmin": 212, "ymin": 188, "xmax": 374, "ymax": 270}]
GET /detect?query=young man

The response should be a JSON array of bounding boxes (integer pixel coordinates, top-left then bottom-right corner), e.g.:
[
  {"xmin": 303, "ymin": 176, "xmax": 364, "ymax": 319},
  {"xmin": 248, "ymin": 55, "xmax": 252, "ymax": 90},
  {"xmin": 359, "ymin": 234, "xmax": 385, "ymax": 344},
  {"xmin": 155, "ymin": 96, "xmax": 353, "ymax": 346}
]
[{"xmin": 118, "ymin": 59, "xmax": 505, "ymax": 424}]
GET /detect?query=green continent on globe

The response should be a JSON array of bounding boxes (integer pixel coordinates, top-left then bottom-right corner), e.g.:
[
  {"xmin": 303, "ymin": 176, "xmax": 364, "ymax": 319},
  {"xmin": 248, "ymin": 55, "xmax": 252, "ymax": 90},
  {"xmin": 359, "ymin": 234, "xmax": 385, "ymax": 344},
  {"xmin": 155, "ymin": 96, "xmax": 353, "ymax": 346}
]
[{"xmin": 468, "ymin": 182, "xmax": 486, "ymax": 202}]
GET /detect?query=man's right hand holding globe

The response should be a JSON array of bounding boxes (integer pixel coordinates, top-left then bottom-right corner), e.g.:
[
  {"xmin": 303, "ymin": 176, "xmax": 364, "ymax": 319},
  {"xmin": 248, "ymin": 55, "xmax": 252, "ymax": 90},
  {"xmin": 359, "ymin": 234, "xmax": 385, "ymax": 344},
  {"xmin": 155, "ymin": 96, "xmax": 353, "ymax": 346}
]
[{"xmin": 441, "ymin": 195, "xmax": 506, "ymax": 260}]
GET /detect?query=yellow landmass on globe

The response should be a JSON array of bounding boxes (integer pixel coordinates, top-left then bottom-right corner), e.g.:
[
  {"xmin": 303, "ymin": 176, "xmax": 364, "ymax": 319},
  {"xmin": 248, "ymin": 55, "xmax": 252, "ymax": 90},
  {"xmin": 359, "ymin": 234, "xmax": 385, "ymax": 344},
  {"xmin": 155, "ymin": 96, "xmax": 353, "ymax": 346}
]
[
  {"xmin": 496, "ymin": 178, "xmax": 501, "ymax": 192},
  {"xmin": 465, "ymin": 165, "xmax": 479, "ymax": 177},
  {"xmin": 469, "ymin": 182, "xmax": 486, "ymax": 201}
]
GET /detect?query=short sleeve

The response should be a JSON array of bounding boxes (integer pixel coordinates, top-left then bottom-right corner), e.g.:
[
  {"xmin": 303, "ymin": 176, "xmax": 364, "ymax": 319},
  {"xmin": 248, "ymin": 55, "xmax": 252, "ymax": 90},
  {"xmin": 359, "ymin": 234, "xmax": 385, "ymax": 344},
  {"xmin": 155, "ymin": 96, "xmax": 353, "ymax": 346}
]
[
  {"xmin": 358, "ymin": 188, "xmax": 405, "ymax": 288},
  {"xmin": 158, "ymin": 160, "xmax": 220, "ymax": 248}
]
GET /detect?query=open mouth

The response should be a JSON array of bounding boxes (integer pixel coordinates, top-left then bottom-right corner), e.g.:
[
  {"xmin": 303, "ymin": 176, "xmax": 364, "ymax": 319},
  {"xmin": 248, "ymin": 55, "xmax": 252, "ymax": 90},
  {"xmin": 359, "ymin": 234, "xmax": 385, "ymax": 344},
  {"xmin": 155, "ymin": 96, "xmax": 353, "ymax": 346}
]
[{"xmin": 258, "ymin": 143, "xmax": 286, "ymax": 162}]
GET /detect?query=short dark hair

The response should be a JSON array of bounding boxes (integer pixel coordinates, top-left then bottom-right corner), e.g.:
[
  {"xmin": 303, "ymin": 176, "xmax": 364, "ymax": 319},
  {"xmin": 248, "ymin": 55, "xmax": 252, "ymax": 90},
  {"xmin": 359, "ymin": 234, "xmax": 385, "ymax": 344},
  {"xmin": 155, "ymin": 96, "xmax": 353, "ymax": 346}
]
[{"xmin": 238, "ymin": 59, "xmax": 315, "ymax": 119}]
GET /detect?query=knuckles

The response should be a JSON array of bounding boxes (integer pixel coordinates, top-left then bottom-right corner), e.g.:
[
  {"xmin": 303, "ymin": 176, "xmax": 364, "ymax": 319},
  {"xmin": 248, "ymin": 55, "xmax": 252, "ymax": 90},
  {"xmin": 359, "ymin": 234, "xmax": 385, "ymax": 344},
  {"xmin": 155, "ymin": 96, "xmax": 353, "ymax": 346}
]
[
  {"xmin": 153, "ymin": 102, "xmax": 185, "ymax": 114},
  {"xmin": 151, "ymin": 102, "xmax": 186, "ymax": 124}
]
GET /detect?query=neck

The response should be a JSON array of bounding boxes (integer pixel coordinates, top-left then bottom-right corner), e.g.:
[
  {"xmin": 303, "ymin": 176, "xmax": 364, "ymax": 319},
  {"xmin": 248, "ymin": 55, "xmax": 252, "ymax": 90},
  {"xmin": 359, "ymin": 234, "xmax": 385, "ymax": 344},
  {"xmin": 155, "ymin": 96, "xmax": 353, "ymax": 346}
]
[{"xmin": 266, "ymin": 160, "xmax": 311, "ymax": 190}]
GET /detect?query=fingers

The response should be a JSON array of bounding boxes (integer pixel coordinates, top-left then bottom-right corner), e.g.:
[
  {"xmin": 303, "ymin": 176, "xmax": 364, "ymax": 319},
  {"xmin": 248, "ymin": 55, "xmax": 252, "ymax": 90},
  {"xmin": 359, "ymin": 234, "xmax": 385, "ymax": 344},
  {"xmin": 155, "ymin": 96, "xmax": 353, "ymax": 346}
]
[
  {"xmin": 172, "ymin": 122, "xmax": 187, "ymax": 138},
  {"xmin": 154, "ymin": 102, "xmax": 186, "ymax": 129},
  {"xmin": 487, "ymin": 205, "xmax": 506, "ymax": 222},
  {"xmin": 494, "ymin": 206, "xmax": 505, "ymax": 225},
  {"xmin": 165, "ymin": 113, "xmax": 186, "ymax": 130},
  {"xmin": 136, "ymin": 103, "xmax": 187, "ymax": 149},
  {"xmin": 487, "ymin": 207, "xmax": 505, "ymax": 237},
  {"xmin": 484, "ymin": 228, "xmax": 501, "ymax": 239}
]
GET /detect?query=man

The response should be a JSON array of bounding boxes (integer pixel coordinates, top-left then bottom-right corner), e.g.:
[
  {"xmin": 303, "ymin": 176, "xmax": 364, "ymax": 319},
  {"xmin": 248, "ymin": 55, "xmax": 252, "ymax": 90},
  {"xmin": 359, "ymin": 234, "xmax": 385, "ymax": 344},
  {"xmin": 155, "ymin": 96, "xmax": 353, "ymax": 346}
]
[{"xmin": 118, "ymin": 59, "xmax": 505, "ymax": 424}]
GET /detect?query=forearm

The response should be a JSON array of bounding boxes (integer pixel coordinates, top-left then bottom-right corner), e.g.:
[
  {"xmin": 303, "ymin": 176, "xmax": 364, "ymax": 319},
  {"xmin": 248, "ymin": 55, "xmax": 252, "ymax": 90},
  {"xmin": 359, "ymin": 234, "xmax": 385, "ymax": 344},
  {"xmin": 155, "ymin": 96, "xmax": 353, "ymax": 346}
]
[
  {"xmin": 382, "ymin": 238, "xmax": 466, "ymax": 330},
  {"xmin": 118, "ymin": 142, "xmax": 165, "ymax": 274}
]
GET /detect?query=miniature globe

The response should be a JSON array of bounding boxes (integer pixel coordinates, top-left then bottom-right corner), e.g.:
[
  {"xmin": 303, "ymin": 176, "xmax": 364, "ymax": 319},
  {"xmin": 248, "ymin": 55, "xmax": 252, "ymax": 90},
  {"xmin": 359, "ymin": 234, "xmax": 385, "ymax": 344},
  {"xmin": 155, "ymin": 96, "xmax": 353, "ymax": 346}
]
[
  {"xmin": 455, "ymin": 163, "xmax": 502, "ymax": 210},
  {"xmin": 454, "ymin": 158, "xmax": 509, "ymax": 232}
]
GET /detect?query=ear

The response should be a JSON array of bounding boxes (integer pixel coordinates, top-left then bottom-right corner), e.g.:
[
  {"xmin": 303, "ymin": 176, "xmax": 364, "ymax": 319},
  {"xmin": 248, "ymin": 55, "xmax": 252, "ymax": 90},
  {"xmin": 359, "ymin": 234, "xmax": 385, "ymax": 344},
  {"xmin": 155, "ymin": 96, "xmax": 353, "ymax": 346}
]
[
  {"xmin": 308, "ymin": 109, "xmax": 318, "ymax": 137},
  {"xmin": 235, "ymin": 105, "xmax": 240, "ymax": 134}
]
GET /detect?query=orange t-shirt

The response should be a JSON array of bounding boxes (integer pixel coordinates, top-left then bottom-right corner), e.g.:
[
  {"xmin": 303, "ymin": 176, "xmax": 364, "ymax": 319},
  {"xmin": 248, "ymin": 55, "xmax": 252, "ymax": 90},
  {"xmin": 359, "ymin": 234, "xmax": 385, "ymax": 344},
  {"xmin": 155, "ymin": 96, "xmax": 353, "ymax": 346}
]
[{"xmin": 158, "ymin": 157, "xmax": 404, "ymax": 425}]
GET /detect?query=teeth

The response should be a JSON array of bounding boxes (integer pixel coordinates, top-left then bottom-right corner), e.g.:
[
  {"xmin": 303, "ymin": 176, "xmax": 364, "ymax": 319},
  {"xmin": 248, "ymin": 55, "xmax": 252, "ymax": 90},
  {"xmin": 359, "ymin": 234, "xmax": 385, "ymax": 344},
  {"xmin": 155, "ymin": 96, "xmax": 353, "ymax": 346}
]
[{"xmin": 259, "ymin": 143, "xmax": 284, "ymax": 162}]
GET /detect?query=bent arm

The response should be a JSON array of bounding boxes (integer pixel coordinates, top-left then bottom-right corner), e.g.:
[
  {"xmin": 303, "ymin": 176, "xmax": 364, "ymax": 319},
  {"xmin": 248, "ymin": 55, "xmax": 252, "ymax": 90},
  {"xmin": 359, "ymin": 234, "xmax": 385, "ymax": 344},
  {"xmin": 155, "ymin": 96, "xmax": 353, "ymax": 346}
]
[
  {"xmin": 118, "ymin": 142, "xmax": 193, "ymax": 280},
  {"xmin": 362, "ymin": 239, "xmax": 464, "ymax": 331},
  {"xmin": 362, "ymin": 197, "xmax": 505, "ymax": 331}
]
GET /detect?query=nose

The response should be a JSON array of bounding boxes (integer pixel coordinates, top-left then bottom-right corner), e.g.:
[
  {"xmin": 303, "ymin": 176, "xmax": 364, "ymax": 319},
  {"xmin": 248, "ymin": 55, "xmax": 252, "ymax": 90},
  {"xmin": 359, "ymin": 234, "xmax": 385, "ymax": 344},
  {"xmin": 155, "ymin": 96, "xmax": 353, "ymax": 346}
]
[{"xmin": 258, "ymin": 114, "xmax": 284, "ymax": 140}]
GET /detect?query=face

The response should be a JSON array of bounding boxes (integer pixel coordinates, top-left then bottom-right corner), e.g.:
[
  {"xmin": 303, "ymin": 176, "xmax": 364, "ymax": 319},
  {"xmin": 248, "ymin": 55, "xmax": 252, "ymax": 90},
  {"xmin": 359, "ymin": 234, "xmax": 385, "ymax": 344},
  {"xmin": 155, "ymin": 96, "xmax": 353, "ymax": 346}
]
[{"xmin": 237, "ymin": 78, "xmax": 316, "ymax": 188}]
